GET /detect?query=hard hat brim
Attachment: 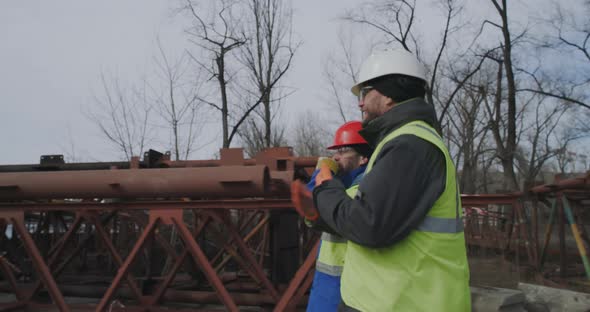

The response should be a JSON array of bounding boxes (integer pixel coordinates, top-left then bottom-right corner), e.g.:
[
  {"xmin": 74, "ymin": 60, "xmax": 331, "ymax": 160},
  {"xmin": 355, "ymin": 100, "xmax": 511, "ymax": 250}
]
[{"xmin": 351, "ymin": 49, "xmax": 427, "ymax": 96}]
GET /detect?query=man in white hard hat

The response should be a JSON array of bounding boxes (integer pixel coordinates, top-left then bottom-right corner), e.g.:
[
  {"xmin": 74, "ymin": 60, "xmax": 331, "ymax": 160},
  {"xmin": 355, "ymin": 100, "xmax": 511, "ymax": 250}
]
[{"xmin": 312, "ymin": 50, "xmax": 471, "ymax": 311}]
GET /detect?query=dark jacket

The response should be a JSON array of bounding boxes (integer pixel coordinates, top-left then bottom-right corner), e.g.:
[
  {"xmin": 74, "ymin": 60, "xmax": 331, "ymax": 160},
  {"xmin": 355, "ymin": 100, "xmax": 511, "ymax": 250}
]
[{"xmin": 312, "ymin": 98, "xmax": 446, "ymax": 248}]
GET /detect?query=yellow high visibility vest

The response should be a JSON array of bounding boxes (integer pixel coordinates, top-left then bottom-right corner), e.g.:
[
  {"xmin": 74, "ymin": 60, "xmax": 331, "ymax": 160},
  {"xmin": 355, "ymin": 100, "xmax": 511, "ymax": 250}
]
[
  {"xmin": 315, "ymin": 186, "xmax": 358, "ymax": 276},
  {"xmin": 341, "ymin": 120, "xmax": 471, "ymax": 311}
]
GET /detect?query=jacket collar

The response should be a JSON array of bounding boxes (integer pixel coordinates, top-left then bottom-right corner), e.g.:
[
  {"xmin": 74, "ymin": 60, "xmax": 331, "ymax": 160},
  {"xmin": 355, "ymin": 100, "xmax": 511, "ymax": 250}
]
[
  {"xmin": 358, "ymin": 98, "xmax": 440, "ymax": 147},
  {"xmin": 337, "ymin": 164, "xmax": 367, "ymax": 188}
]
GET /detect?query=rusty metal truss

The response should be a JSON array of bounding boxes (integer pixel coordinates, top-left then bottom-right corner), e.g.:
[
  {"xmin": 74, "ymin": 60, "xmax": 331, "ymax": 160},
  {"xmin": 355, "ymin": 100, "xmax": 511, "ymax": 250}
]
[{"xmin": 0, "ymin": 147, "xmax": 588, "ymax": 310}]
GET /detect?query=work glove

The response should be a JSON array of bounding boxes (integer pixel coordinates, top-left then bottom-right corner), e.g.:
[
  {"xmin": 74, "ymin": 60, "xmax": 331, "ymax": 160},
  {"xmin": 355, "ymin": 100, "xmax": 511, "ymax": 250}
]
[
  {"xmin": 315, "ymin": 157, "xmax": 339, "ymax": 173},
  {"xmin": 315, "ymin": 157, "xmax": 336, "ymax": 186},
  {"xmin": 290, "ymin": 180, "xmax": 319, "ymax": 221},
  {"xmin": 306, "ymin": 157, "xmax": 339, "ymax": 191}
]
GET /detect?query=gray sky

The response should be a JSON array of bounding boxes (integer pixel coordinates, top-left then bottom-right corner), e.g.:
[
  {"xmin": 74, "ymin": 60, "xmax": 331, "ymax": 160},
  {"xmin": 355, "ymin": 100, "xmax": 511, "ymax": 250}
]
[
  {"xmin": 0, "ymin": 0, "xmax": 358, "ymax": 164},
  {"xmin": 1, "ymin": 0, "xmax": 586, "ymax": 166}
]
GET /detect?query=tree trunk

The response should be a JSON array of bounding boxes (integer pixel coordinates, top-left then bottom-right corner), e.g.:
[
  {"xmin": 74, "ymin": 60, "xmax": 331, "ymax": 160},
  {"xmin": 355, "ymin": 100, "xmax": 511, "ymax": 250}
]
[
  {"xmin": 217, "ymin": 54, "xmax": 230, "ymax": 148},
  {"xmin": 500, "ymin": 0, "xmax": 518, "ymax": 190},
  {"xmin": 264, "ymin": 92, "xmax": 271, "ymax": 147}
]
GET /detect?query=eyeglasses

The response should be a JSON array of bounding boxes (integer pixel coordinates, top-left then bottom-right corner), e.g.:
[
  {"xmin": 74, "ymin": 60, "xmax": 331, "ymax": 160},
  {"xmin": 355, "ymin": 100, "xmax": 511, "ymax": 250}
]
[
  {"xmin": 358, "ymin": 86, "xmax": 374, "ymax": 101},
  {"xmin": 334, "ymin": 146, "xmax": 355, "ymax": 155}
]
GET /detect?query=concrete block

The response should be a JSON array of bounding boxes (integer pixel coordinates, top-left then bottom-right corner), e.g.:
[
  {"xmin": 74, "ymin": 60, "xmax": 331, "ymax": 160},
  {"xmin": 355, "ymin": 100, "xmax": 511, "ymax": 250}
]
[
  {"xmin": 471, "ymin": 286, "xmax": 526, "ymax": 312},
  {"xmin": 518, "ymin": 282, "xmax": 590, "ymax": 312}
]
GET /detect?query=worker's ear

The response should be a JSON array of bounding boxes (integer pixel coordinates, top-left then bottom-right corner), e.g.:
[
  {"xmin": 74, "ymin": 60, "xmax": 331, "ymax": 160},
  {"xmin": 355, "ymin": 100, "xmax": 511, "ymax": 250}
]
[
  {"xmin": 359, "ymin": 156, "xmax": 369, "ymax": 166},
  {"xmin": 385, "ymin": 96, "xmax": 396, "ymax": 108}
]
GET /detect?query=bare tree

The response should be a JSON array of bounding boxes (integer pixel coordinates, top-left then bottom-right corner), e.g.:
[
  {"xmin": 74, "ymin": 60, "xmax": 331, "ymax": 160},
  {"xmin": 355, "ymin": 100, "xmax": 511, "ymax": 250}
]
[
  {"xmin": 344, "ymin": 0, "xmax": 467, "ymax": 119},
  {"xmin": 574, "ymin": 110, "xmax": 590, "ymax": 133},
  {"xmin": 426, "ymin": 0, "xmax": 467, "ymax": 118},
  {"xmin": 343, "ymin": 0, "xmax": 419, "ymax": 53},
  {"xmin": 238, "ymin": 0, "xmax": 297, "ymax": 149},
  {"xmin": 150, "ymin": 39, "xmax": 207, "ymax": 160},
  {"xmin": 559, "ymin": 149, "xmax": 590, "ymax": 173},
  {"xmin": 291, "ymin": 111, "xmax": 332, "ymax": 157},
  {"xmin": 184, "ymin": 0, "xmax": 297, "ymax": 149},
  {"xmin": 58, "ymin": 124, "xmax": 84, "ymax": 163},
  {"xmin": 479, "ymin": 55, "xmax": 519, "ymax": 190},
  {"xmin": 321, "ymin": 29, "xmax": 370, "ymax": 123},
  {"xmin": 183, "ymin": 0, "xmax": 247, "ymax": 148},
  {"xmin": 514, "ymin": 94, "xmax": 575, "ymax": 188},
  {"xmin": 445, "ymin": 68, "xmax": 494, "ymax": 193},
  {"xmin": 87, "ymin": 72, "xmax": 152, "ymax": 161},
  {"xmin": 518, "ymin": 68, "xmax": 590, "ymax": 111},
  {"xmin": 554, "ymin": 147, "xmax": 577, "ymax": 174},
  {"xmin": 553, "ymin": 110, "xmax": 590, "ymax": 173},
  {"xmin": 518, "ymin": 2, "xmax": 590, "ymax": 110},
  {"xmin": 339, "ymin": 0, "xmax": 587, "ymax": 195},
  {"xmin": 239, "ymin": 117, "xmax": 287, "ymax": 157},
  {"xmin": 89, "ymin": 37, "xmax": 210, "ymax": 162},
  {"xmin": 471, "ymin": 0, "xmax": 527, "ymax": 190}
]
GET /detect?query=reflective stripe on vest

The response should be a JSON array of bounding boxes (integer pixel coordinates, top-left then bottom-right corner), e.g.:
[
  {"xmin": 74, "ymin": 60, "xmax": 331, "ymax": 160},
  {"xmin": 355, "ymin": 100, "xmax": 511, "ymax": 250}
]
[
  {"xmin": 411, "ymin": 123, "xmax": 463, "ymax": 233},
  {"xmin": 315, "ymin": 260, "xmax": 343, "ymax": 276},
  {"xmin": 417, "ymin": 215, "xmax": 463, "ymax": 233},
  {"xmin": 315, "ymin": 185, "xmax": 358, "ymax": 276}
]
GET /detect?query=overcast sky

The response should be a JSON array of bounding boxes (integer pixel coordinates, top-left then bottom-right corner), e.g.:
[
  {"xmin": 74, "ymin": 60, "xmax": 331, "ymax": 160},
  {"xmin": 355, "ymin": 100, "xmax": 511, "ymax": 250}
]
[
  {"xmin": 1, "ymin": 0, "xmax": 583, "ymax": 166},
  {"xmin": 0, "ymin": 0, "xmax": 362, "ymax": 165}
]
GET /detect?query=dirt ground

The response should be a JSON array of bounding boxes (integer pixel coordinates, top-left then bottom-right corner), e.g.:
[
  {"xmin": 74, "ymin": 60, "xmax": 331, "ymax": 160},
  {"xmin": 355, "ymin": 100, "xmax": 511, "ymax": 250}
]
[
  {"xmin": 469, "ymin": 255, "xmax": 521, "ymax": 289},
  {"xmin": 469, "ymin": 252, "xmax": 590, "ymax": 295}
]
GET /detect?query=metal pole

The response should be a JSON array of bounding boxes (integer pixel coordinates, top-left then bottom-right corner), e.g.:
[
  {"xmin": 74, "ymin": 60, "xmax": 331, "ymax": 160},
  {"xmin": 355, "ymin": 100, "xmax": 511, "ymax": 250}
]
[
  {"xmin": 539, "ymin": 198, "xmax": 557, "ymax": 269},
  {"xmin": 561, "ymin": 195, "xmax": 590, "ymax": 280}
]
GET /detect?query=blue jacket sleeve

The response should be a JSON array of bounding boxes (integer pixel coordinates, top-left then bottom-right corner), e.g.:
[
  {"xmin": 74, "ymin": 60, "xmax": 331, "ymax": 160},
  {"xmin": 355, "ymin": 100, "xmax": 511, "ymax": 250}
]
[{"xmin": 306, "ymin": 169, "xmax": 320, "ymax": 191}]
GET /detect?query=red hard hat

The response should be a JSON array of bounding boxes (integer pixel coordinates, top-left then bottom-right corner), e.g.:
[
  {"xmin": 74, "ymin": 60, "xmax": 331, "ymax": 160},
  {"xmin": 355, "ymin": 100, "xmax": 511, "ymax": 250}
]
[{"xmin": 327, "ymin": 121, "xmax": 368, "ymax": 149}]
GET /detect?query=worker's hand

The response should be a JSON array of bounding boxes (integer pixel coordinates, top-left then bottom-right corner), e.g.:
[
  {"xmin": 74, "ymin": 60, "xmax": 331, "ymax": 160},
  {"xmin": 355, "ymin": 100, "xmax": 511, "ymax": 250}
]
[
  {"xmin": 315, "ymin": 157, "xmax": 339, "ymax": 174},
  {"xmin": 315, "ymin": 161, "xmax": 334, "ymax": 186},
  {"xmin": 290, "ymin": 180, "xmax": 319, "ymax": 221}
]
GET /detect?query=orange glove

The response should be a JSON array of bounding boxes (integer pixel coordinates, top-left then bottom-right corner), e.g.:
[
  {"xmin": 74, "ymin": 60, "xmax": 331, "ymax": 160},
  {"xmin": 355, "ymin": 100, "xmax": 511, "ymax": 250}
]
[
  {"xmin": 290, "ymin": 180, "xmax": 319, "ymax": 221},
  {"xmin": 315, "ymin": 161, "xmax": 334, "ymax": 186}
]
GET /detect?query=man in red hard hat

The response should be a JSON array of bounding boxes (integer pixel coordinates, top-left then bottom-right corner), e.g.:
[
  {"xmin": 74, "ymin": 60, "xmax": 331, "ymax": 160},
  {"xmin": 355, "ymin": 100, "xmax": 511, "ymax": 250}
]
[{"xmin": 303, "ymin": 121, "xmax": 373, "ymax": 312}]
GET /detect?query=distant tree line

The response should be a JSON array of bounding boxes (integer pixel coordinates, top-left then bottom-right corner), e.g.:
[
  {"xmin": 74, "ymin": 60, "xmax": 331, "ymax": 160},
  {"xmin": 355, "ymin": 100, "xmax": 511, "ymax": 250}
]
[
  {"xmin": 88, "ymin": 0, "xmax": 589, "ymax": 192},
  {"xmin": 324, "ymin": 0, "xmax": 589, "ymax": 192}
]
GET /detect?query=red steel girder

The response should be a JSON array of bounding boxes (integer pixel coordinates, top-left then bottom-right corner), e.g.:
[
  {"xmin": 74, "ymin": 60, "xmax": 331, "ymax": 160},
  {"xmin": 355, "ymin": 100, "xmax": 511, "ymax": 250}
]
[
  {"xmin": 529, "ymin": 173, "xmax": 590, "ymax": 194},
  {"xmin": 95, "ymin": 211, "xmax": 241, "ymax": 311},
  {"xmin": 161, "ymin": 158, "xmax": 310, "ymax": 168},
  {"xmin": 0, "ymin": 199, "xmax": 293, "ymax": 213},
  {"xmin": 273, "ymin": 239, "xmax": 319, "ymax": 312},
  {"xmin": 461, "ymin": 193, "xmax": 522, "ymax": 206},
  {"xmin": 0, "ymin": 148, "xmax": 318, "ymax": 173},
  {"xmin": 0, "ymin": 211, "xmax": 70, "ymax": 312},
  {"xmin": 0, "ymin": 165, "xmax": 269, "ymax": 200},
  {"xmin": 203, "ymin": 210, "xmax": 279, "ymax": 301},
  {"xmin": 0, "ymin": 255, "xmax": 22, "ymax": 301}
]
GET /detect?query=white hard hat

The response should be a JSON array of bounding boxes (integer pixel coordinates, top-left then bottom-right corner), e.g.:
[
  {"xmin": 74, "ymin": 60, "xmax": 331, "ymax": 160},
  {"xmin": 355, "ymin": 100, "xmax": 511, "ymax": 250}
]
[{"xmin": 351, "ymin": 49, "xmax": 427, "ymax": 96}]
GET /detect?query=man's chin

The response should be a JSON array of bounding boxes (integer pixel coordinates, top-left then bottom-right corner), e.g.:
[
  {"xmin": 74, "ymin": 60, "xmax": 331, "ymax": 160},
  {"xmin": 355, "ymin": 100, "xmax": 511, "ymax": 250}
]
[
  {"xmin": 362, "ymin": 112, "xmax": 370, "ymax": 122},
  {"xmin": 362, "ymin": 113, "xmax": 375, "ymax": 123}
]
